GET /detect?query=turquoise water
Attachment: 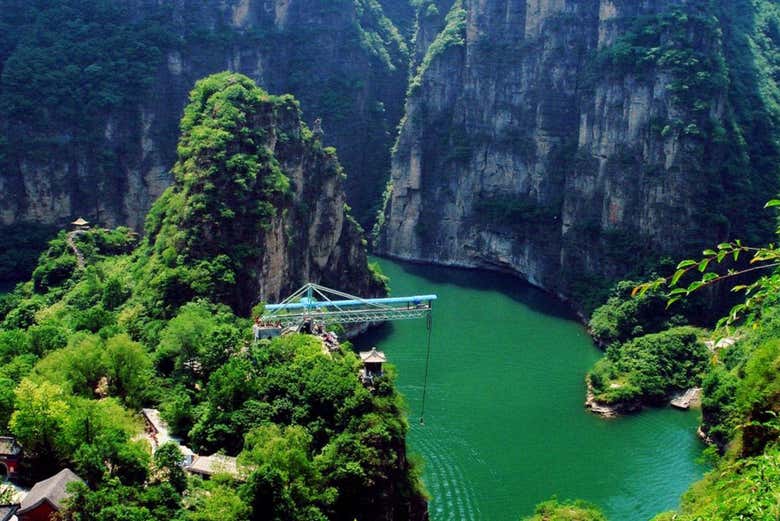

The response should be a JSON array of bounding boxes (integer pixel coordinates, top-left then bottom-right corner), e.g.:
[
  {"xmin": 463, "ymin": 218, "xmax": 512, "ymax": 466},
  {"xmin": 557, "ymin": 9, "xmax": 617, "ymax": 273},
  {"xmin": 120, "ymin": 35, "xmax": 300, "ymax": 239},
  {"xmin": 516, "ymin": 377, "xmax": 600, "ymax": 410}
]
[{"xmin": 358, "ymin": 258, "xmax": 706, "ymax": 521}]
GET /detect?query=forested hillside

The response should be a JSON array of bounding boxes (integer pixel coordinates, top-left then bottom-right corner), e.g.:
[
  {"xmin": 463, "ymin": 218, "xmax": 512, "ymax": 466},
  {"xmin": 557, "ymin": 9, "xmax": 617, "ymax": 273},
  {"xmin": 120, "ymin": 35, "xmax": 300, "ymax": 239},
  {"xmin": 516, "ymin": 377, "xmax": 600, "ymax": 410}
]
[
  {"xmin": 3, "ymin": 1, "xmax": 780, "ymax": 519},
  {"xmin": 0, "ymin": 72, "xmax": 426, "ymax": 521}
]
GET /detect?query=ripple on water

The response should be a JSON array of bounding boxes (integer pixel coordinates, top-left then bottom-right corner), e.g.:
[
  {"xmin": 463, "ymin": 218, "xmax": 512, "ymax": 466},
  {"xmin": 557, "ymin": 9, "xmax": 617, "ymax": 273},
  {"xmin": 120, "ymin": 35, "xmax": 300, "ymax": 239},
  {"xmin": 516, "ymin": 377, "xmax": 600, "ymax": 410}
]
[{"xmin": 411, "ymin": 424, "xmax": 481, "ymax": 521}]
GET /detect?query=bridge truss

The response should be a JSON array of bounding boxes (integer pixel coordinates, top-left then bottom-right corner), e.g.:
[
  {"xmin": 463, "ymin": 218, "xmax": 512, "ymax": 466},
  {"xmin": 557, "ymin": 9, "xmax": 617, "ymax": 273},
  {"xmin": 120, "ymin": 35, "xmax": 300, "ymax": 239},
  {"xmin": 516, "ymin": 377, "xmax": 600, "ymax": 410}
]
[{"xmin": 260, "ymin": 283, "xmax": 436, "ymax": 328}]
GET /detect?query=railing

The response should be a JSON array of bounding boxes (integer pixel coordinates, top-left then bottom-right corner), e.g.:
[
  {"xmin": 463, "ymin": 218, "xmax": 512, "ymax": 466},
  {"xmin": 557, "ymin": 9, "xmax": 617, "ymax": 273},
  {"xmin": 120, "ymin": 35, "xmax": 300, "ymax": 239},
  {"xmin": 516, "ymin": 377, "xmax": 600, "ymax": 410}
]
[
  {"xmin": 260, "ymin": 283, "xmax": 435, "ymax": 327},
  {"xmin": 267, "ymin": 305, "xmax": 432, "ymax": 326}
]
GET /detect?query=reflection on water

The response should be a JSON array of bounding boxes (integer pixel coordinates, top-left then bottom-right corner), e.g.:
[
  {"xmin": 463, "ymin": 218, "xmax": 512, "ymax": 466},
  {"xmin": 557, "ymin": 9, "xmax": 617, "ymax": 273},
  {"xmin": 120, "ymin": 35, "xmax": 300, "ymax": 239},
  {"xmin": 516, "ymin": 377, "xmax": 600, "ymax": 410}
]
[{"xmin": 358, "ymin": 258, "xmax": 706, "ymax": 521}]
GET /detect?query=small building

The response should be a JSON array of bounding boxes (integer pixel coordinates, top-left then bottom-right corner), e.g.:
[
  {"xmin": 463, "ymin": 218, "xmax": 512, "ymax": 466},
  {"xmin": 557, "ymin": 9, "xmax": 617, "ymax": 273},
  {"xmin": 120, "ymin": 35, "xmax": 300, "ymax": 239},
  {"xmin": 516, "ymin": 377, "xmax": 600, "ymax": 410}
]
[
  {"xmin": 141, "ymin": 409, "xmax": 196, "ymax": 466},
  {"xmin": 256, "ymin": 326, "xmax": 282, "ymax": 340},
  {"xmin": 0, "ymin": 437, "xmax": 22, "ymax": 478},
  {"xmin": 186, "ymin": 454, "xmax": 241, "ymax": 480},
  {"xmin": 17, "ymin": 468, "xmax": 83, "ymax": 521},
  {"xmin": 70, "ymin": 218, "xmax": 89, "ymax": 231},
  {"xmin": 359, "ymin": 347, "xmax": 386, "ymax": 384}
]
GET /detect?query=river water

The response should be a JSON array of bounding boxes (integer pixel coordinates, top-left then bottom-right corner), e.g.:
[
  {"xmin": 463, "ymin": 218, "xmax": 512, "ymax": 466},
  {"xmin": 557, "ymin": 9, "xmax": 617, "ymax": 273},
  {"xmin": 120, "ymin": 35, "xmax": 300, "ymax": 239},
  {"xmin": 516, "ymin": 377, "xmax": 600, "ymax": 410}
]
[{"xmin": 358, "ymin": 258, "xmax": 706, "ymax": 521}]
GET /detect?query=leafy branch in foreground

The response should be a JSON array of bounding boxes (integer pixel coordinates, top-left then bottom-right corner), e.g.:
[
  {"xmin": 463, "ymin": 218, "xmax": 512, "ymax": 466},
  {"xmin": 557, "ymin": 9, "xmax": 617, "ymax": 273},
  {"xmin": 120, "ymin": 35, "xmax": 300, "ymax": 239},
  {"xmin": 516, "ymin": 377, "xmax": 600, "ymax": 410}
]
[{"xmin": 633, "ymin": 200, "xmax": 780, "ymax": 327}]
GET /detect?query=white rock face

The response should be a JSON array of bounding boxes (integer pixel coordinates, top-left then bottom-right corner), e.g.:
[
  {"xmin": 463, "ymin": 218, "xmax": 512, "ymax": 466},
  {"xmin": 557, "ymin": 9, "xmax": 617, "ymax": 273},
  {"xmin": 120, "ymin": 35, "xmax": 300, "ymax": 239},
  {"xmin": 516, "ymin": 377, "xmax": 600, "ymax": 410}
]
[{"xmin": 378, "ymin": 0, "xmax": 744, "ymax": 311}]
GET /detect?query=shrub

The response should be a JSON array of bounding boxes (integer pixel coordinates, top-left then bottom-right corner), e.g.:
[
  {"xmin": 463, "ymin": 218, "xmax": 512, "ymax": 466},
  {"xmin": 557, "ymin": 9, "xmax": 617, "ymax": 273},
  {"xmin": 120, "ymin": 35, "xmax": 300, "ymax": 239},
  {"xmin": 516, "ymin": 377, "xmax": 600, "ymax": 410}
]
[{"xmin": 32, "ymin": 255, "xmax": 77, "ymax": 293}]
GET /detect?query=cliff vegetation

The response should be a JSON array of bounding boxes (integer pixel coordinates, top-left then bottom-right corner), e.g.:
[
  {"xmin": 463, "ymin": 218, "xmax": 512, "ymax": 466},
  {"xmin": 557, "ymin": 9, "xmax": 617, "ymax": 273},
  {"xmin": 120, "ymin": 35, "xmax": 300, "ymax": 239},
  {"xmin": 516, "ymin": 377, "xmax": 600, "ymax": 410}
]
[
  {"xmin": 0, "ymin": 0, "xmax": 410, "ymax": 233},
  {"xmin": 0, "ymin": 72, "xmax": 425, "ymax": 521}
]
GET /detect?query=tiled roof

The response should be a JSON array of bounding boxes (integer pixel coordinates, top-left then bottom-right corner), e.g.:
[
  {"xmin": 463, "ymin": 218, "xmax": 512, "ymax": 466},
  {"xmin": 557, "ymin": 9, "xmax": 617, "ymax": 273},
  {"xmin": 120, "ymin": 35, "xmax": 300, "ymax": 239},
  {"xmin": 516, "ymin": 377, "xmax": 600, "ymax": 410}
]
[{"xmin": 18, "ymin": 468, "xmax": 83, "ymax": 514}]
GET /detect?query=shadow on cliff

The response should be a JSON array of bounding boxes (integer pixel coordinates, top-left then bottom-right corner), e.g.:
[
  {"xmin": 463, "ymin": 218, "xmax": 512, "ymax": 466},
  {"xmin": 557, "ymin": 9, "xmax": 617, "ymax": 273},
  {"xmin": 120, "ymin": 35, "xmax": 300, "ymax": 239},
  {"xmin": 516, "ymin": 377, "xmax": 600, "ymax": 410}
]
[{"xmin": 716, "ymin": 0, "xmax": 780, "ymax": 244}]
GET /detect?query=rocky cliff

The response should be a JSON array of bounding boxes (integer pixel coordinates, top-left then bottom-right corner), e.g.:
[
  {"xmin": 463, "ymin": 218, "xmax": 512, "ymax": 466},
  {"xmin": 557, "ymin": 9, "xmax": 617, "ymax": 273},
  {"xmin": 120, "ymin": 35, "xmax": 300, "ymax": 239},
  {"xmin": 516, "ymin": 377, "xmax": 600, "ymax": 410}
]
[
  {"xmin": 136, "ymin": 72, "xmax": 386, "ymax": 316},
  {"xmin": 377, "ymin": 0, "xmax": 780, "ymax": 312},
  {"xmin": 0, "ymin": 0, "xmax": 408, "ymax": 231}
]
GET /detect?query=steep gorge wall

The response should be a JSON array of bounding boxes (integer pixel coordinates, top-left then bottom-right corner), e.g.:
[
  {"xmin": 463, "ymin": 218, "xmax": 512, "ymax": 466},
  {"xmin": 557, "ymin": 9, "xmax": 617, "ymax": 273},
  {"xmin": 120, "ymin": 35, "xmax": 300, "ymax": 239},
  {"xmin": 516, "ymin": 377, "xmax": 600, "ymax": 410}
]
[
  {"xmin": 0, "ymin": 0, "xmax": 409, "ymax": 230},
  {"xmin": 377, "ymin": 0, "xmax": 780, "ymax": 312}
]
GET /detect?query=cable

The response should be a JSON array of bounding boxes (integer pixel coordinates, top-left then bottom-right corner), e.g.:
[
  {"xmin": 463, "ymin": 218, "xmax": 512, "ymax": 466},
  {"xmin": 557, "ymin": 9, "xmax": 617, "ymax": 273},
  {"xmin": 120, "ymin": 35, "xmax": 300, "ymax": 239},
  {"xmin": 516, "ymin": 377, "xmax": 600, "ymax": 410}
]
[{"xmin": 419, "ymin": 309, "xmax": 433, "ymax": 425}]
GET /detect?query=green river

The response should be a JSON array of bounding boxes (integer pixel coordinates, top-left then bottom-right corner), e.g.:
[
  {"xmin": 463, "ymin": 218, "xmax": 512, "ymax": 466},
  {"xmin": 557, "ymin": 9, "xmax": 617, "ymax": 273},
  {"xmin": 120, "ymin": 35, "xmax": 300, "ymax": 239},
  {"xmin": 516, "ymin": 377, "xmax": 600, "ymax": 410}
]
[{"xmin": 358, "ymin": 258, "xmax": 706, "ymax": 521}]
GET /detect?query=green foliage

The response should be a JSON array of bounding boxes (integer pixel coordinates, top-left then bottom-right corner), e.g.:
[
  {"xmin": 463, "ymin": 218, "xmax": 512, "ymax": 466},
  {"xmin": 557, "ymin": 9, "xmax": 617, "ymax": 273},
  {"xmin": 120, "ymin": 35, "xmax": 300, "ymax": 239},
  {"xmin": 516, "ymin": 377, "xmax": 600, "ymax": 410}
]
[
  {"xmin": 186, "ymin": 476, "xmax": 250, "ymax": 521},
  {"xmin": 589, "ymin": 327, "xmax": 709, "ymax": 405},
  {"xmin": 0, "ymin": 1, "xmax": 168, "ymax": 132},
  {"xmin": 589, "ymin": 281, "xmax": 687, "ymax": 348},
  {"xmin": 61, "ymin": 479, "xmax": 182, "ymax": 521},
  {"xmin": 0, "ymin": 229, "xmax": 416, "ymax": 520},
  {"xmin": 652, "ymin": 445, "xmax": 780, "ymax": 521},
  {"xmin": 368, "ymin": 261, "xmax": 390, "ymax": 294},
  {"xmin": 409, "ymin": 0, "xmax": 466, "ymax": 92},
  {"xmin": 102, "ymin": 277, "xmax": 130, "ymax": 311},
  {"xmin": 700, "ymin": 366, "xmax": 739, "ymax": 448},
  {"xmin": 134, "ymin": 72, "xmax": 326, "ymax": 316},
  {"xmin": 155, "ymin": 301, "xmax": 241, "ymax": 382},
  {"xmin": 523, "ymin": 498, "xmax": 607, "ymax": 521},
  {"xmin": 0, "ymin": 65, "xmax": 417, "ymax": 521},
  {"xmin": 103, "ymin": 334, "xmax": 153, "ymax": 409},
  {"xmin": 32, "ymin": 254, "xmax": 77, "ymax": 293},
  {"xmin": 597, "ymin": 8, "xmax": 727, "ymax": 113},
  {"xmin": 9, "ymin": 379, "xmax": 69, "ymax": 462},
  {"xmin": 153, "ymin": 442, "xmax": 187, "ymax": 493},
  {"xmin": 239, "ymin": 424, "xmax": 332, "ymax": 520}
]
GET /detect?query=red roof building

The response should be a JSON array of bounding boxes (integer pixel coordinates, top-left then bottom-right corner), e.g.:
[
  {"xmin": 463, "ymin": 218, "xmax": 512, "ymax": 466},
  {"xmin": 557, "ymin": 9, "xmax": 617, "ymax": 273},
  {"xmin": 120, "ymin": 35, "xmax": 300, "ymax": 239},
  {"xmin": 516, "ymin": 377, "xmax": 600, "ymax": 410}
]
[{"xmin": 17, "ymin": 468, "xmax": 83, "ymax": 521}]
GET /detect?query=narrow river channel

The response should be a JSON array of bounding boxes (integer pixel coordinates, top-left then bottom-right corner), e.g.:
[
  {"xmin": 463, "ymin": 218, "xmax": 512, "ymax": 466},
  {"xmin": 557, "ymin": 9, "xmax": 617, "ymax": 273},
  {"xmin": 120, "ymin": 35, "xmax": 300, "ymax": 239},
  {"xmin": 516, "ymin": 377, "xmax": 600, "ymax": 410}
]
[{"xmin": 357, "ymin": 258, "xmax": 706, "ymax": 521}]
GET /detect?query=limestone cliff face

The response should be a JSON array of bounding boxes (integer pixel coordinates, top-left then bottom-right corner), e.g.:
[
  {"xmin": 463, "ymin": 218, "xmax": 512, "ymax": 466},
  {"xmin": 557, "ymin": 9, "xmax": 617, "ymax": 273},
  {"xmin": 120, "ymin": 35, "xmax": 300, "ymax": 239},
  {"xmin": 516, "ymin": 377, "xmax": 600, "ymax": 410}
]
[
  {"xmin": 377, "ymin": 0, "xmax": 780, "ymax": 312},
  {"xmin": 0, "ymin": 0, "xmax": 408, "ymax": 230}
]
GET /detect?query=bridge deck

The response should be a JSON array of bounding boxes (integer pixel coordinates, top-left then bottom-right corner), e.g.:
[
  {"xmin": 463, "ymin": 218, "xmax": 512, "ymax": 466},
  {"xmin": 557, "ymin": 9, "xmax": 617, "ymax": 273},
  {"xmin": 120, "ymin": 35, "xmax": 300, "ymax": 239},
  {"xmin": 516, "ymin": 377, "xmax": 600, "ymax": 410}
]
[{"xmin": 259, "ymin": 283, "xmax": 435, "ymax": 327}]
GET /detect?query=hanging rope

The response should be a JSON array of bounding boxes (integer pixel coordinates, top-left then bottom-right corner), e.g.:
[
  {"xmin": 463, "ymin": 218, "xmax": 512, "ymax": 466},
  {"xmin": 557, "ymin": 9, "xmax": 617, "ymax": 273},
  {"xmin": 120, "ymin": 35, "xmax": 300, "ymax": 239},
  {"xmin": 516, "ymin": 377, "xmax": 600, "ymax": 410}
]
[{"xmin": 419, "ymin": 310, "xmax": 433, "ymax": 425}]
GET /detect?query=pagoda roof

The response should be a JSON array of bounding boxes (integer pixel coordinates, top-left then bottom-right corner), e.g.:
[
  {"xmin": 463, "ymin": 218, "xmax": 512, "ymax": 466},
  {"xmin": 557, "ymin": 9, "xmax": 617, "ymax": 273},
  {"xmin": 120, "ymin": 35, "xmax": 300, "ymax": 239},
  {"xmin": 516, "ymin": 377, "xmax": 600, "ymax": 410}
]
[{"xmin": 359, "ymin": 347, "xmax": 386, "ymax": 364}]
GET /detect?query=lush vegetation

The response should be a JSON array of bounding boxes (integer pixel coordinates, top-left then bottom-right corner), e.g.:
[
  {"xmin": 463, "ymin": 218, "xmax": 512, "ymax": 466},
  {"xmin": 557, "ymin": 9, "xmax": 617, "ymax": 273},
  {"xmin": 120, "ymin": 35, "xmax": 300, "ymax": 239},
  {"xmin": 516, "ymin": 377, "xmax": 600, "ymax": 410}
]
[
  {"xmin": 568, "ymin": 191, "xmax": 780, "ymax": 519},
  {"xmin": 588, "ymin": 327, "xmax": 709, "ymax": 405},
  {"xmin": 522, "ymin": 498, "xmax": 607, "ymax": 521},
  {"xmin": 408, "ymin": 0, "xmax": 466, "ymax": 93},
  {"xmin": 0, "ymin": 73, "xmax": 423, "ymax": 519},
  {"xmin": 135, "ymin": 72, "xmax": 295, "ymax": 317},
  {"xmin": 129, "ymin": 72, "xmax": 384, "ymax": 321}
]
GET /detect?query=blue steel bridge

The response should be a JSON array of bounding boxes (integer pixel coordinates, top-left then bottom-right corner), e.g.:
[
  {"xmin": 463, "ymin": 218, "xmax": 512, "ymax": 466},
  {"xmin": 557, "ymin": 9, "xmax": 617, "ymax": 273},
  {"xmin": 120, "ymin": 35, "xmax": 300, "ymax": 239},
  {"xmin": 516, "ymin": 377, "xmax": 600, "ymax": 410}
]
[{"xmin": 260, "ymin": 282, "xmax": 436, "ymax": 327}]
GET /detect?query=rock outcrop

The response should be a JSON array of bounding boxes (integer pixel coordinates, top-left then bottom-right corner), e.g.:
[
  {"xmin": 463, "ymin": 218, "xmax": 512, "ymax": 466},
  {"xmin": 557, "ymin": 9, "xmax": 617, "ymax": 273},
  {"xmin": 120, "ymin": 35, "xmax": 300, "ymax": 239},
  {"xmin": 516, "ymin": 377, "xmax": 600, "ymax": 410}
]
[
  {"xmin": 377, "ymin": 0, "xmax": 780, "ymax": 313},
  {"xmin": 0, "ymin": 0, "xmax": 409, "ymax": 230},
  {"xmin": 137, "ymin": 73, "xmax": 386, "ymax": 315}
]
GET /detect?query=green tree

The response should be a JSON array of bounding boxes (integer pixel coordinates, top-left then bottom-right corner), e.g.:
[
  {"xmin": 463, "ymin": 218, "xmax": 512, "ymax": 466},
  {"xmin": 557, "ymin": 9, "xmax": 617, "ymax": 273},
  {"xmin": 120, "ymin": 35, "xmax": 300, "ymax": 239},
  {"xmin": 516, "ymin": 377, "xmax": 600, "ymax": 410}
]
[
  {"xmin": 523, "ymin": 498, "xmax": 607, "ymax": 521},
  {"xmin": 153, "ymin": 442, "xmax": 187, "ymax": 493},
  {"xmin": 186, "ymin": 477, "xmax": 250, "ymax": 521},
  {"xmin": 0, "ymin": 377, "xmax": 16, "ymax": 433},
  {"xmin": 9, "ymin": 379, "xmax": 69, "ymax": 462},
  {"xmin": 240, "ymin": 424, "xmax": 330, "ymax": 521},
  {"xmin": 103, "ymin": 334, "xmax": 152, "ymax": 408}
]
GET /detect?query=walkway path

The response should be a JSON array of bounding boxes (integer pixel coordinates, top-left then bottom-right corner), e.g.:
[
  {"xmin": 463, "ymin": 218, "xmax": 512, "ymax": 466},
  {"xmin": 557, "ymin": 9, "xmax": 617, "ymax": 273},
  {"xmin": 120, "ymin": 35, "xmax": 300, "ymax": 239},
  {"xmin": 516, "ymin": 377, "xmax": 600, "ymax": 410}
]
[{"xmin": 66, "ymin": 230, "xmax": 86, "ymax": 269}]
